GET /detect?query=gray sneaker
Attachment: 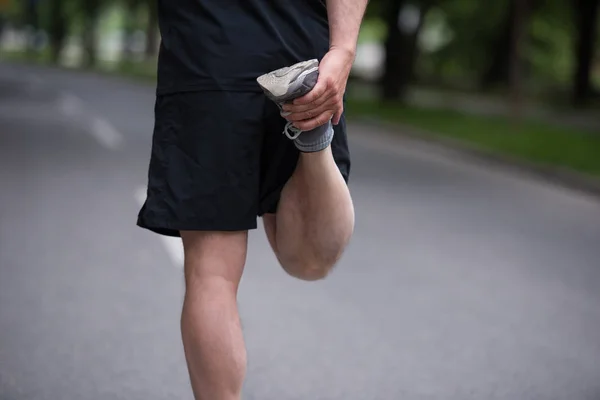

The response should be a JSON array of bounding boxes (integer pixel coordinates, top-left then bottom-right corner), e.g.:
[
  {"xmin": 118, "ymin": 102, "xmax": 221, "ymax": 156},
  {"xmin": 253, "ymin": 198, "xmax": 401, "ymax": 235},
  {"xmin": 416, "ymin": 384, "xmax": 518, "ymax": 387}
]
[{"xmin": 257, "ymin": 59, "xmax": 334, "ymax": 153}]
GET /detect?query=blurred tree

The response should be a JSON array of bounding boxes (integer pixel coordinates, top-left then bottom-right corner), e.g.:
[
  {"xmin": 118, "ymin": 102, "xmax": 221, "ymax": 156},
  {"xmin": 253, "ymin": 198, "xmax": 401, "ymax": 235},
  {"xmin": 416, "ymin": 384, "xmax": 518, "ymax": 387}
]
[
  {"xmin": 480, "ymin": 1, "xmax": 515, "ymax": 88},
  {"xmin": 144, "ymin": 0, "xmax": 158, "ymax": 59},
  {"xmin": 380, "ymin": 0, "xmax": 437, "ymax": 101},
  {"xmin": 422, "ymin": 1, "xmax": 497, "ymax": 86},
  {"xmin": 48, "ymin": 0, "xmax": 67, "ymax": 63},
  {"xmin": 122, "ymin": 0, "xmax": 140, "ymax": 61},
  {"xmin": 365, "ymin": 0, "xmax": 599, "ymax": 109},
  {"xmin": 481, "ymin": 0, "xmax": 541, "ymax": 89},
  {"xmin": 24, "ymin": 0, "xmax": 40, "ymax": 55},
  {"xmin": 508, "ymin": 0, "xmax": 530, "ymax": 119},
  {"xmin": 572, "ymin": 0, "xmax": 599, "ymax": 105},
  {"xmin": 0, "ymin": 0, "xmax": 9, "ymax": 39},
  {"xmin": 81, "ymin": 0, "xmax": 102, "ymax": 67},
  {"xmin": 121, "ymin": 0, "xmax": 158, "ymax": 61},
  {"xmin": 380, "ymin": 0, "xmax": 407, "ymax": 100}
]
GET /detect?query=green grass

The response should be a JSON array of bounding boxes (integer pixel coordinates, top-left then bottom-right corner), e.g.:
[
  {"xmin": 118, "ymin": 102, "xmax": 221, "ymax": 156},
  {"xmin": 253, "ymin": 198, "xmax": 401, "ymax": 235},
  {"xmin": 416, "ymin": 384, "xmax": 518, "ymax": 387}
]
[
  {"xmin": 346, "ymin": 98, "xmax": 600, "ymax": 177},
  {"xmin": 0, "ymin": 49, "xmax": 158, "ymax": 83},
  {"xmin": 0, "ymin": 48, "xmax": 53, "ymax": 65}
]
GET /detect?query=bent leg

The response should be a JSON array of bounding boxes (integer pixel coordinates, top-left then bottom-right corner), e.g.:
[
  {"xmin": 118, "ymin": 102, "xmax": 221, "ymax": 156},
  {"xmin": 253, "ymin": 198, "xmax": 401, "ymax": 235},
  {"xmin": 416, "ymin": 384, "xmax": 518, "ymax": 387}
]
[
  {"xmin": 264, "ymin": 145, "xmax": 355, "ymax": 281},
  {"xmin": 180, "ymin": 230, "xmax": 248, "ymax": 400}
]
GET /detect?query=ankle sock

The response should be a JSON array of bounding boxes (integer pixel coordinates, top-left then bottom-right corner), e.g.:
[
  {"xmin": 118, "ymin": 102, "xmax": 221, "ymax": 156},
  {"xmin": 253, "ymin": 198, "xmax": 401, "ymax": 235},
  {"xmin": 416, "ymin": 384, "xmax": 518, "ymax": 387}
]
[{"xmin": 293, "ymin": 121, "xmax": 334, "ymax": 153}]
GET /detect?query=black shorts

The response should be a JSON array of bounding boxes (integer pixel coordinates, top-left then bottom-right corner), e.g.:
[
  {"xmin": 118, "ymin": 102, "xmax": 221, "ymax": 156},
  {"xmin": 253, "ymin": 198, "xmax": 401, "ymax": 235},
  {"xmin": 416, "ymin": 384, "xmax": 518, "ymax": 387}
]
[{"xmin": 136, "ymin": 91, "xmax": 351, "ymax": 237}]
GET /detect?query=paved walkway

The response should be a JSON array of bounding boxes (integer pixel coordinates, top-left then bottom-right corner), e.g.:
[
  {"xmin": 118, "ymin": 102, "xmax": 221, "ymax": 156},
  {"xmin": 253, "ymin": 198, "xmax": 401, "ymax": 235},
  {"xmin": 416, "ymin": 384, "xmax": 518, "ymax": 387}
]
[{"xmin": 2, "ymin": 63, "xmax": 600, "ymax": 400}]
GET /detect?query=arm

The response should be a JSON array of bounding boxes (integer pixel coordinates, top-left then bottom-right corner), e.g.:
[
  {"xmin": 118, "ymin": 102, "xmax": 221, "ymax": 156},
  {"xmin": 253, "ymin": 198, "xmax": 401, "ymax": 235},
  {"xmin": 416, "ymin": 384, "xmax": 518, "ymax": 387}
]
[
  {"xmin": 327, "ymin": 0, "xmax": 370, "ymax": 57},
  {"xmin": 282, "ymin": 0, "xmax": 369, "ymax": 128}
]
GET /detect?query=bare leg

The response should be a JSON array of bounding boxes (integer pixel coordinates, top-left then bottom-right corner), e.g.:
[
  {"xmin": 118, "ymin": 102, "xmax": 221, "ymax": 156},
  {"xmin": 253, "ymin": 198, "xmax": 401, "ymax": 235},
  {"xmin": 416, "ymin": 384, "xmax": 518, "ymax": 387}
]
[
  {"xmin": 264, "ymin": 146, "xmax": 355, "ymax": 281},
  {"xmin": 180, "ymin": 231, "xmax": 248, "ymax": 400}
]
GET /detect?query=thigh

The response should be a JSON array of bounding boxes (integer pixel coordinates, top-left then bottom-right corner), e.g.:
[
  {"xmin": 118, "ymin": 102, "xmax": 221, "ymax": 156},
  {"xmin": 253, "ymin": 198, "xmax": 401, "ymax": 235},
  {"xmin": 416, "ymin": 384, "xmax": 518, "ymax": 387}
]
[{"xmin": 137, "ymin": 91, "xmax": 267, "ymax": 237}]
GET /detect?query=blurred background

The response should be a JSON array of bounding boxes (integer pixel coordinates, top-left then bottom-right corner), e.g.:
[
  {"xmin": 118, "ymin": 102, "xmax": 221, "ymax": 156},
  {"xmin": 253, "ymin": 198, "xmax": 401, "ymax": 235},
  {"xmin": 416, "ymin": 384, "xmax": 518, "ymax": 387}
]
[
  {"xmin": 1, "ymin": 0, "xmax": 599, "ymax": 167},
  {"xmin": 1, "ymin": 1, "xmax": 600, "ymax": 399}
]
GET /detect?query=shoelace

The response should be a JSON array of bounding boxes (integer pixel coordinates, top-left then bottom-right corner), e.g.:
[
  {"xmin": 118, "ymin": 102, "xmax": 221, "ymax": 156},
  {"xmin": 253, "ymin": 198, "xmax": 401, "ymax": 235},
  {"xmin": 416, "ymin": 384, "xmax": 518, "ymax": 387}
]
[
  {"xmin": 283, "ymin": 121, "xmax": 302, "ymax": 140},
  {"xmin": 278, "ymin": 103, "xmax": 303, "ymax": 140}
]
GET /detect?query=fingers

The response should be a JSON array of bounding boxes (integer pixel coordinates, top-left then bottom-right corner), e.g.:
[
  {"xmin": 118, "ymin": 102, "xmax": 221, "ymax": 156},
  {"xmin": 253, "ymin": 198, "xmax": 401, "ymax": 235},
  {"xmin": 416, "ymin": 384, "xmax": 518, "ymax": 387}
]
[
  {"xmin": 280, "ymin": 73, "xmax": 345, "ymax": 130},
  {"xmin": 291, "ymin": 110, "xmax": 335, "ymax": 131},
  {"xmin": 283, "ymin": 99, "xmax": 343, "ymax": 130},
  {"xmin": 283, "ymin": 97, "xmax": 343, "ymax": 130},
  {"xmin": 283, "ymin": 92, "xmax": 337, "ymax": 122},
  {"xmin": 283, "ymin": 92, "xmax": 333, "ymax": 114}
]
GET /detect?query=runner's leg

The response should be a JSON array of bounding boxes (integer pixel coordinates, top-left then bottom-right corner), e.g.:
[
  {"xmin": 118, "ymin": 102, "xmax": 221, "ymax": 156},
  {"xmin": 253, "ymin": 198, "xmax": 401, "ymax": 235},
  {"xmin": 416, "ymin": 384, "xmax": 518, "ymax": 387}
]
[{"xmin": 180, "ymin": 231, "xmax": 248, "ymax": 400}]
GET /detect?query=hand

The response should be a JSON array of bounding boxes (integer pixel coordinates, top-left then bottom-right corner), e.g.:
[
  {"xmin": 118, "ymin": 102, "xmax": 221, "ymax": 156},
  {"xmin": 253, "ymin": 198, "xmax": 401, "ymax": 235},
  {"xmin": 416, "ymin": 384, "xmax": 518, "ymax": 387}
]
[{"xmin": 281, "ymin": 47, "xmax": 354, "ymax": 130}]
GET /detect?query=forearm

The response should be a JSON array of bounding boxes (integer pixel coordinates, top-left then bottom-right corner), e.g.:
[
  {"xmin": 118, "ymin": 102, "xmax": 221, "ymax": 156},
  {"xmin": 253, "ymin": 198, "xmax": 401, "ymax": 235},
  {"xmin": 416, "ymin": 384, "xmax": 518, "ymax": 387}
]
[{"xmin": 326, "ymin": 0, "xmax": 369, "ymax": 56}]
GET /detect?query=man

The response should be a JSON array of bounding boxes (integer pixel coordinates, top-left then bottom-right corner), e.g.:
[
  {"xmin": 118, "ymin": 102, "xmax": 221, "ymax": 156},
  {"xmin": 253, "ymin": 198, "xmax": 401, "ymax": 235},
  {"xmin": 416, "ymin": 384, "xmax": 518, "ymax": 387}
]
[{"xmin": 137, "ymin": 0, "xmax": 368, "ymax": 398}]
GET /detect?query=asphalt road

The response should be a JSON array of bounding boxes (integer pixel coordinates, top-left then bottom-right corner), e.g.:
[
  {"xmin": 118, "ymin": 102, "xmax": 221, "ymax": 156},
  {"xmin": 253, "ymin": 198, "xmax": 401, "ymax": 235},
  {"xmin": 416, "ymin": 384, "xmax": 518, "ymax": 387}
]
[{"xmin": 1, "ymin": 62, "xmax": 599, "ymax": 400}]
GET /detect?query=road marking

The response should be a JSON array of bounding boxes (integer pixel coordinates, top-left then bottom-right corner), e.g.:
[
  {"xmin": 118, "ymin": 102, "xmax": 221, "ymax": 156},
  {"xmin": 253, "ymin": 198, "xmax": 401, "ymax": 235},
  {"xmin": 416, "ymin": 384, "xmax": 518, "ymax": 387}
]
[
  {"xmin": 135, "ymin": 186, "xmax": 185, "ymax": 268},
  {"xmin": 57, "ymin": 92, "xmax": 124, "ymax": 151},
  {"xmin": 90, "ymin": 116, "xmax": 123, "ymax": 150}
]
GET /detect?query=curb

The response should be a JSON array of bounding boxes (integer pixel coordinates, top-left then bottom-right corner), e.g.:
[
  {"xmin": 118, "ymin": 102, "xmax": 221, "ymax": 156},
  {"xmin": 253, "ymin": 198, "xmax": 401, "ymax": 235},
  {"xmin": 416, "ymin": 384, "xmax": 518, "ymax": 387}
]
[{"xmin": 351, "ymin": 116, "xmax": 600, "ymax": 200}]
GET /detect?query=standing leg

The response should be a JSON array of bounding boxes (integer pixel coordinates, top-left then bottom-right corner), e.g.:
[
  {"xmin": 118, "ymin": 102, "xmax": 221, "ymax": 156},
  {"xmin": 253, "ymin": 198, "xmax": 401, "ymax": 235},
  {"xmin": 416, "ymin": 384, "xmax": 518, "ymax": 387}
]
[
  {"xmin": 138, "ymin": 91, "xmax": 270, "ymax": 398},
  {"xmin": 180, "ymin": 231, "xmax": 248, "ymax": 400}
]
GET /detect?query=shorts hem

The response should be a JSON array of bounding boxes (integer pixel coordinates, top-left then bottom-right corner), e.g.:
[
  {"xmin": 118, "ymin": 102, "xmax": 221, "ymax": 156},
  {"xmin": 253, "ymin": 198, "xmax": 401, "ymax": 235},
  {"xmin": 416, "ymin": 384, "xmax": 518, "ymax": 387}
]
[{"xmin": 137, "ymin": 216, "xmax": 258, "ymax": 238}]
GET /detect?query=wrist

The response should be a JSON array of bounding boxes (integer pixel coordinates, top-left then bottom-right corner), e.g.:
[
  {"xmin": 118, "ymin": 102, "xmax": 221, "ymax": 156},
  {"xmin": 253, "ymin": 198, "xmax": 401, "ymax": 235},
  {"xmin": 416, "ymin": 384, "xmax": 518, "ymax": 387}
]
[{"xmin": 329, "ymin": 43, "xmax": 357, "ymax": 60}]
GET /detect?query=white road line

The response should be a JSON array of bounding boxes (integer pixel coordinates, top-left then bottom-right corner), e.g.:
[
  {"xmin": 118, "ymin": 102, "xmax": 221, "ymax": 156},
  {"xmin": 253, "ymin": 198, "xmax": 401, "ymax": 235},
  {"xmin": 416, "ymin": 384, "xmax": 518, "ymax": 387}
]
[
  {"xmin": 90, "ymin": 116, "xmax": 123, "ymax": 150},
  {"xmin": 56, "ymin": 92, "xmax": 124, "ymax": 151},
  {"xmin": 135, "ymin": 186, "xmax": 185, "ymax": 268}
]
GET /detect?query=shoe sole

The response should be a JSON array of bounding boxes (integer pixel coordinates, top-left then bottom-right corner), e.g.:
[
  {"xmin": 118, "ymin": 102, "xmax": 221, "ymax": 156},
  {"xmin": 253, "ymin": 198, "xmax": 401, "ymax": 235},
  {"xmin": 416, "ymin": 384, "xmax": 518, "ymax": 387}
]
[{"xmin": 256, "ymin": 59, "xmax": 320, "ymax": 102}]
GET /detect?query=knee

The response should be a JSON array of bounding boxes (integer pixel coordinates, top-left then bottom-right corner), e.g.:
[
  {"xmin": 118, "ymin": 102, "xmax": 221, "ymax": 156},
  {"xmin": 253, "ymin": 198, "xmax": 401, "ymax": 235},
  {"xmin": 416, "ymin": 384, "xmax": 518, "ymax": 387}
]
[
  {"xmin": 278, "ymin": 255, "xmax": 340, "ymax": 282},
  {"xmin": 181, "ymin": 230, "xmax": 248, "ymax": 286}
]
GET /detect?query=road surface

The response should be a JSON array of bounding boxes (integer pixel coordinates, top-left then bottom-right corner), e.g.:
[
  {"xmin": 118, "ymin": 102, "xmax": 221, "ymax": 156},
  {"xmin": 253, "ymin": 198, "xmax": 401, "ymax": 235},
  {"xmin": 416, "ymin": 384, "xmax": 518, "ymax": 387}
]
[{"xmin": 1, "ymin": 62, "xmax": 600, "ymax": 400}]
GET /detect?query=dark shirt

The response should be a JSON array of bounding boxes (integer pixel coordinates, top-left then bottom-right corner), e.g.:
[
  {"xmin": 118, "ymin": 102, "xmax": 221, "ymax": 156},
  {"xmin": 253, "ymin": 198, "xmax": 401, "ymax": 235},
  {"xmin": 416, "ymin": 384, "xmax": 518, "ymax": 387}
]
[{"xmin": 156, "ymin": 0, "xmax": 330, "ymax": 94}]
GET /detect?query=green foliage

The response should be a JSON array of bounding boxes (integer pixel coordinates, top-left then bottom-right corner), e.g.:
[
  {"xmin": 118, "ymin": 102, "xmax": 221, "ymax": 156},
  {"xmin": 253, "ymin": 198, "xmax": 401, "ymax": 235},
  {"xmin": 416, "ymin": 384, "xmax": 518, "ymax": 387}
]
[
  {"xmin": 358, "ymin": 18, "xmax": 387, "ymax": 44},
  {"xmin": 364, "ymin": 0, "xmax": 598, "ymax": 100}
]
